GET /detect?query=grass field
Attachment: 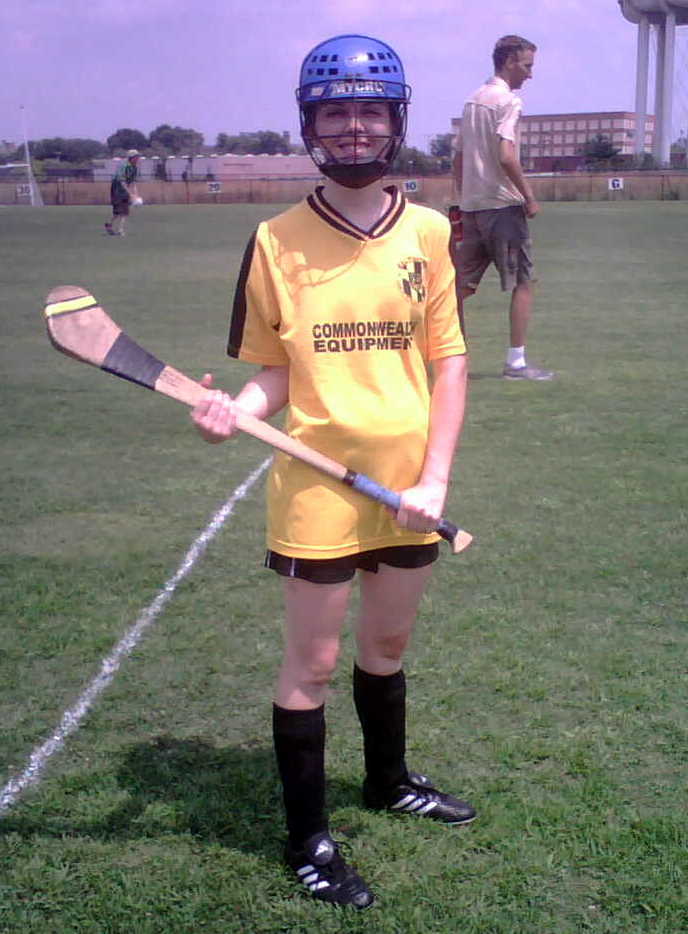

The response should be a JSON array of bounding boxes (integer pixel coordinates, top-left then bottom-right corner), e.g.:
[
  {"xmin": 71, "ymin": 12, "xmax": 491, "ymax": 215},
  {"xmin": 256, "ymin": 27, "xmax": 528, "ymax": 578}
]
[{"xmin": 1, "ymin": 201, "xmax": 687, "ymax": 933}]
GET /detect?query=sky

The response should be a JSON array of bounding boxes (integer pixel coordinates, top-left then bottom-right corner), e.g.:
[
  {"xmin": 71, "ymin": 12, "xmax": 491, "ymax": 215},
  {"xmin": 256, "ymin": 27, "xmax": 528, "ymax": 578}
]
[{"xmin": 2, "ymin": 0, "xmax": 688, "ymax": 153}]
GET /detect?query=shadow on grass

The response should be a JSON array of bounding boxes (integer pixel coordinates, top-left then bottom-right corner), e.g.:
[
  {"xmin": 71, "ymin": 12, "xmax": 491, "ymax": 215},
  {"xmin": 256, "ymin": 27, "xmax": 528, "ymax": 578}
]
[
  {"xmin": 467, "ymin": 371, "xmax": 502, "ymax": 380},
  {"xmin": 0, "ymin": 735, "xmax": 366, "ymax": 862},
  {"xmin": 105, "ymin": 735, "xmax": 282, "ymax": 851}
]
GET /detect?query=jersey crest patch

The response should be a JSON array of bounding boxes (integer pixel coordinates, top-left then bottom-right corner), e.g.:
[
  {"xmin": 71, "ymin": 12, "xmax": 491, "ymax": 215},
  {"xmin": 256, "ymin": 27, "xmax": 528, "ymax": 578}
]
[{"xmin": 398, "ymin": 257, "xmax": 427, "ymax": 303}]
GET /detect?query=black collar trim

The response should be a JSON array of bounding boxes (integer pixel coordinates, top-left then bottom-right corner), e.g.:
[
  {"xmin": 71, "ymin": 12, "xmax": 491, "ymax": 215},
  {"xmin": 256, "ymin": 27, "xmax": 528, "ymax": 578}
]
[{"xmin": 307, "ymin": 185, "xmax": 406, "ymax": 240}]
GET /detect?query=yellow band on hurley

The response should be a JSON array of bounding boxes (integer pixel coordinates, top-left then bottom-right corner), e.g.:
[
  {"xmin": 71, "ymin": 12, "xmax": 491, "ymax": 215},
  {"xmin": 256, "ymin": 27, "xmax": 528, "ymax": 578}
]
[{"xmin": 44, "ymin": 294, "xmax": 97, "ymax": 317}]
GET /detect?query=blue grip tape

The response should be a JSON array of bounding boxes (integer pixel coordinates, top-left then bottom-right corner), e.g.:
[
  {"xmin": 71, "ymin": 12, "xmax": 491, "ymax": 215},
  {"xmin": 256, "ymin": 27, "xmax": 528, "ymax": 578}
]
[
  {"xmin": 351, "ymin": 471, "xmax": 458, "ymax": 546},
  {"xmin": 350, "ymin": 473, "xmax": 401, "ymax": 511}
]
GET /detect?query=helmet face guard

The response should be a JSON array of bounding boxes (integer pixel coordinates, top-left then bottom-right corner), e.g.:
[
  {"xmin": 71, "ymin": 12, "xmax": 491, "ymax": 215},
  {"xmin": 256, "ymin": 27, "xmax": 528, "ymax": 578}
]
[{"xmin": 296, "ymin": 35, "xmax": 411, "ymax": 189}]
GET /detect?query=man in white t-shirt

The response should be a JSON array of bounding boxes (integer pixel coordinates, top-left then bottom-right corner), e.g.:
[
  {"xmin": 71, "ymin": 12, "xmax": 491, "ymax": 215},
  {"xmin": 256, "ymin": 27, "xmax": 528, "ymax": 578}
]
[{"xmin": 453, "ymin": 35, "xmax": 553, "ymax": 380}]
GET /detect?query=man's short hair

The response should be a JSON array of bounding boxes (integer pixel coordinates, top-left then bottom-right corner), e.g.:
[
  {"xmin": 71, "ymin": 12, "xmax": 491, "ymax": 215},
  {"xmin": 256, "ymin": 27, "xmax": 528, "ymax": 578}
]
[{"xmin": 493, "ymin": 35, "xmax": 537, "ymax": 71}]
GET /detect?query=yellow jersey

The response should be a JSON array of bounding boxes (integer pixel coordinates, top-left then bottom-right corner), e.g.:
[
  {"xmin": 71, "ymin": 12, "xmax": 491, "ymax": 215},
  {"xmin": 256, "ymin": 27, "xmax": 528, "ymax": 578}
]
[{"xmin": 228, "ymin": 184, "xmax": 466, "ymax": 558}]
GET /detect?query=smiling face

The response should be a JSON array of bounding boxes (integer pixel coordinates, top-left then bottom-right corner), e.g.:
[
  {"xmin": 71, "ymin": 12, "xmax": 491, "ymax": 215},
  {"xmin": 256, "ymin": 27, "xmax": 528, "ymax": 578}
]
[{"xmin": 313, "ymin": 99, "xmax": 394, "ymax": 165}]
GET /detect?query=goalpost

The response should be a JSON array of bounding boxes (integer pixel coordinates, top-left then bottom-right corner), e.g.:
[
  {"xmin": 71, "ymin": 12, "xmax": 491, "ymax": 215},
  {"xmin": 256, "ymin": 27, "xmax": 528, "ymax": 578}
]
[
  {"xmin": 23, "ymin": 153, "xmax": 44, "ymax": 206},
  {"xmin": 1, "ymin": 105, "xmax": 45, "ymax": 206},
  {"xmin": 0, "ymin": 161, "xmax": 44, "ymax": 206}
]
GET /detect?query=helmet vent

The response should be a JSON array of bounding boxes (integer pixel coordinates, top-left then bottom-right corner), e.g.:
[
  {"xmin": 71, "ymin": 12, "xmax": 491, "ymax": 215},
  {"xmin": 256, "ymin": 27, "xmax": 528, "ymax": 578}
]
[{"xmin": 307, "ymin": 63, "xmax": 398, "ymax": 77}]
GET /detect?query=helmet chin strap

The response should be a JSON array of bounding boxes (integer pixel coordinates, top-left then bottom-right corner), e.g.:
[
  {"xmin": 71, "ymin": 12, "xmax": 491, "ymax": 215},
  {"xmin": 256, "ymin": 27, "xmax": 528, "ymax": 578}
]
[
  {"xmin": 320, "ymin": 160, "xmax": 388, "ymax": 189},
  {"xmin": 309, "ymin": 132, "xmax": 395, "ymax": 189}
]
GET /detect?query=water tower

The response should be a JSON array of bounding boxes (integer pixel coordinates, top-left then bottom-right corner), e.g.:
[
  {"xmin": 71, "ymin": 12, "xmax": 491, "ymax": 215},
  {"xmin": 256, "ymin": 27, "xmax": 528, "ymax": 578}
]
[{"xmin": 619, "ymin": 1, "xmax": 688, "ymax": 164}]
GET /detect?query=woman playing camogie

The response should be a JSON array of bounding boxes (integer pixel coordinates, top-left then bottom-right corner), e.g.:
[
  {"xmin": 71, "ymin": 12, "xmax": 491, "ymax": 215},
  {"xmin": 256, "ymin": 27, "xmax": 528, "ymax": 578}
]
[{"xmin": 192, "ymin": 34, "xmax": 474, "ymax": 908}]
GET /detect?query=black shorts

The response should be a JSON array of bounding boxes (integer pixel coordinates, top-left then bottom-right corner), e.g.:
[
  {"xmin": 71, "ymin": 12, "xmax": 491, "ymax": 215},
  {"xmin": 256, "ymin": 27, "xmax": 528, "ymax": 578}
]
[
  {"xmin": 111, "ymin": 197, "xmax": 130, "ymax": 216},
  {"xmin": 265, "ymin": 543, "xmax": 440, "ymax": 584}
]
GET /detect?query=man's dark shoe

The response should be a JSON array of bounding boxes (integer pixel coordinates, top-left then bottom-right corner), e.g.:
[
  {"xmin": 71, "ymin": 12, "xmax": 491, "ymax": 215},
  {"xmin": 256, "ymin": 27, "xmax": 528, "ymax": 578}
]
[
  {"xmin": 363, "ymin": 770, "xmax": 476, "ymax": 825},
  {"xmin": 285, "ymin": 830, "xmax": 375, "ymax": 909}
]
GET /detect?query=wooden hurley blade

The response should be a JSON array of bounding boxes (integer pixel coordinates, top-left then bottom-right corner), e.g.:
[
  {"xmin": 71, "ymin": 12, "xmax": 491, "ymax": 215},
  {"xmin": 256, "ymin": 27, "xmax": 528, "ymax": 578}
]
[
  {"xmin": 44, "ymin": 285, "xmax": 122, "ymax": 368},
  {"xmin": 44, "ymin": 286, "xmax": 205, "ymax": 406}
]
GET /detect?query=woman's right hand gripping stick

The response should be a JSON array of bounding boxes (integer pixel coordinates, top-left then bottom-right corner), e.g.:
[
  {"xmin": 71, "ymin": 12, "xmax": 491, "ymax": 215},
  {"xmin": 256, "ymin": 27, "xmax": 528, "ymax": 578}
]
[{"xmin": 191, "ymin": 373, "xmax": 238, "ymax": 444}]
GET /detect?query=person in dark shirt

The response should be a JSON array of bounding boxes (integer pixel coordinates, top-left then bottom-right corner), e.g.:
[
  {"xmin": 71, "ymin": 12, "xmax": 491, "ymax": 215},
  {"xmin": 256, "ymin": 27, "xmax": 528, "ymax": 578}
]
[{"xmin": 105, "ymin": 149, "xmax": 141, "ymax": 237}]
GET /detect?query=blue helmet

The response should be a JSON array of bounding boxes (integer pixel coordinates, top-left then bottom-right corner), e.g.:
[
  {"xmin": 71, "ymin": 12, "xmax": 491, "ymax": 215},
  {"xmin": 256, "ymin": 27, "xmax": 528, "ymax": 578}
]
[{"xmin": 296, "ymin": 34, "xmax": 411, "ymax": 188}]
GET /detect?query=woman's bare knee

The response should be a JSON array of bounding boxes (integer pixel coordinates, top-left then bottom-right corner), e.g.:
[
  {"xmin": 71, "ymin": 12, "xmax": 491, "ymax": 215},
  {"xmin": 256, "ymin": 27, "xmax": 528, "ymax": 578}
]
[
  {"xmin": 302, "ymin": 648, "xmax": 339, "ymax": 686},
  {"xmin": 360, "ymin": 629, "xmax": 408, "ymax": 664},
  {"xmin": 356, "ymin": 618, "xmax": 413, "ymax": 674},
  {"xmin": 277, "ymin": 640, "xmax": 341, "ymax": 708}
]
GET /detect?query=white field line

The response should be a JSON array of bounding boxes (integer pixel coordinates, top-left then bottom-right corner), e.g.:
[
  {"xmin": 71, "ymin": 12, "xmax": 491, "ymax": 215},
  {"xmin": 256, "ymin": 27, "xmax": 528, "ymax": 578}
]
[{"xmin": 0, "ymin": 457, "xmax": 271, "ymax": 815}]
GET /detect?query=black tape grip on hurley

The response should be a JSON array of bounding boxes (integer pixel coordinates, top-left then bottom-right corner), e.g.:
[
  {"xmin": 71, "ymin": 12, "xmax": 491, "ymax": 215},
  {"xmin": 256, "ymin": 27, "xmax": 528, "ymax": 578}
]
[{"xmin": 101, "ymin": 332, "xmax": 166, "ymax": 390}]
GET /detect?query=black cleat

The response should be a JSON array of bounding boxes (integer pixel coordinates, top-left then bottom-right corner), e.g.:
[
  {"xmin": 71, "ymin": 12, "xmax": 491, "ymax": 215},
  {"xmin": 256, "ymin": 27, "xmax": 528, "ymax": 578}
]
[
  {"xmin": 285, "ymin": 830, "xmax": 375, "ymax": 909},
  {"xmin": 363, "ymin": 770, "xmax": 476, "ymax": 825}
]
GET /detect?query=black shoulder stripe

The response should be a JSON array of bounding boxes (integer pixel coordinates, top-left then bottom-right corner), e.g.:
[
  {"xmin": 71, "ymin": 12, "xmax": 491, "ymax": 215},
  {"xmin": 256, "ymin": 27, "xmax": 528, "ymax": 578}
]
[{"xmin": 227, "ymin": 230, "xmax": 258, "ymax": 358}]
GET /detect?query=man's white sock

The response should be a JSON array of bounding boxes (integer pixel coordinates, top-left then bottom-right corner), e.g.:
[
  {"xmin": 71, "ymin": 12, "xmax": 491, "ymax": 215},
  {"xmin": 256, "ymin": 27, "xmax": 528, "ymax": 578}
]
[{"xmin": 506, "ymin": 346, "xmax": 526, "ymax": 369}]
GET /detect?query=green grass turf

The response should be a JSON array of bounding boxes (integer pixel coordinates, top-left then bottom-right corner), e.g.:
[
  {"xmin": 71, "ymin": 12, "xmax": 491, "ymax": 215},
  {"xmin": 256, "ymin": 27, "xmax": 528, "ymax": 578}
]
[{"xmin": 1, "ymin": 201, "xmax": 687, "ymax": 932}]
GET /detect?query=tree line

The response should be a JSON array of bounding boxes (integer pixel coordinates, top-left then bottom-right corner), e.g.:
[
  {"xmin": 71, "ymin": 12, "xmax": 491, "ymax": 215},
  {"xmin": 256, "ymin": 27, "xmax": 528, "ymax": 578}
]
[
  {"xmin": 0, "ymin": 126, "xmax": 296, "ymax": 165},
  {"xmin": 7, "ymin": 123, "xmax": 679, "ymax": 174},
  {"xmin": 0, "ymin": 124, "xmax": 457, "ymax": 176}
]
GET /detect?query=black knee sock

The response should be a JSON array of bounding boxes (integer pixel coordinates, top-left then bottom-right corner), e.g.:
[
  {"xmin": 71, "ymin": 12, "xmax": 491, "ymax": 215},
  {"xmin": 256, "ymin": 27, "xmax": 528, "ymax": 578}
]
[
  {"xmin": 272, "ymin": 703, "xmax": 327, "ymax": 848},
  {"xmin": 353, "ymin": 664, "xmax": 409, "ymax": 791}
]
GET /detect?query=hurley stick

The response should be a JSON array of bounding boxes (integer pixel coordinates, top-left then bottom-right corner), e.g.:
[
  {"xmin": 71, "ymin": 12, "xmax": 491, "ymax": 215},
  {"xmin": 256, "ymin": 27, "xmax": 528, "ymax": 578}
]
[{"xmin": 44, "ymin": 286, "xmax": 472, "ymax": 554}]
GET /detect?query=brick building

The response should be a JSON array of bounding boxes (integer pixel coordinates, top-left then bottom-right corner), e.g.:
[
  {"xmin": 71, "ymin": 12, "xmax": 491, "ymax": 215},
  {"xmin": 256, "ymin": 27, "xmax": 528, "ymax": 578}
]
[{"xmin": 451, "ymin": 110, "xmax": 656, "ymax": 171}]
